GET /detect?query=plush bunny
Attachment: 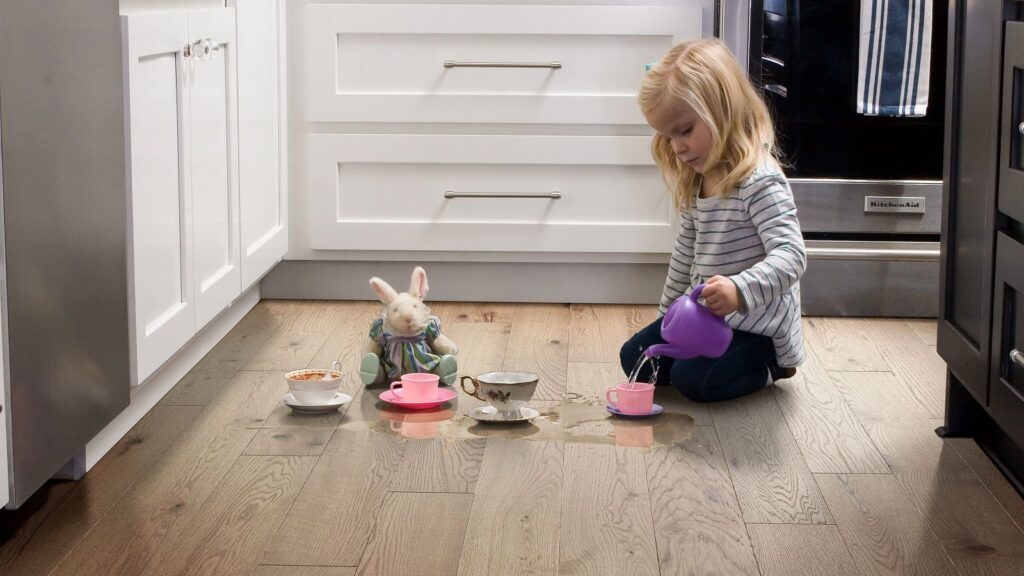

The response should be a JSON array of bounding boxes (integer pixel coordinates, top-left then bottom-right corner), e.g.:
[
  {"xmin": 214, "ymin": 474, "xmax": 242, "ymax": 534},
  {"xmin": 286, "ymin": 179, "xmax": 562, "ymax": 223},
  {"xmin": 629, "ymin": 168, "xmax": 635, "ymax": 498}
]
[{"xmin": 359, "ymin": 266, "xmax": 459, "ymax": 386}]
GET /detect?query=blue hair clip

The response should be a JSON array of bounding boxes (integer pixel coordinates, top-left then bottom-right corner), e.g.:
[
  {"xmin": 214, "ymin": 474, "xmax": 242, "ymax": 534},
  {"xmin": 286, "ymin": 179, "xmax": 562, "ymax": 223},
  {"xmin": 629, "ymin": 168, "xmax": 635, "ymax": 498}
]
[{"xmin": 645, "ymin": 62, "xmax": 655, "ymax": 72}]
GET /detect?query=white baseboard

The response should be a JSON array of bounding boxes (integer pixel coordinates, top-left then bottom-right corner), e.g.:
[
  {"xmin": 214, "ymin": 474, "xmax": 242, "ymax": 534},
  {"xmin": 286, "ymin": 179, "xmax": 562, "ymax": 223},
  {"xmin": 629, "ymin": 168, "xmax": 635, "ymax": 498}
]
[
  {"xmin": 262, "ymin": 260, "xmax": 667, "ymax": 303},
  {"xmin": 82, "ymin": 286, "xmax": 261, "ymax": 471}
]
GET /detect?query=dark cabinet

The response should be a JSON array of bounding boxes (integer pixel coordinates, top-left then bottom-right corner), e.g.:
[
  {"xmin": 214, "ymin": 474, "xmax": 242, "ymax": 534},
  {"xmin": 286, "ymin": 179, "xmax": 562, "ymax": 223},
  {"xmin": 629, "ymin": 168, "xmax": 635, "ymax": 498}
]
[{"xmin": 940, "ymin": 1, "xmax": 1024, "ymax": 490}]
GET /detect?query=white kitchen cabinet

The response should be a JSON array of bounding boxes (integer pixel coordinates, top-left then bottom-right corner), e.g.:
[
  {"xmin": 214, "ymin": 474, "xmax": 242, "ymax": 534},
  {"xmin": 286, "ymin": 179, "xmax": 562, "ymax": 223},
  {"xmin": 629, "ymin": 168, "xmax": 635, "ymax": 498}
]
[
  {"xmin": 123, "ymin": 8, "xmax": 240, "ymax": 384},
  {"xmin": 300, "ymin": 2, "xmax": 699, "ymax": 256},
  {"xmin": 233, "ymin": 0, "xmax": 288, "ymax": 289}
]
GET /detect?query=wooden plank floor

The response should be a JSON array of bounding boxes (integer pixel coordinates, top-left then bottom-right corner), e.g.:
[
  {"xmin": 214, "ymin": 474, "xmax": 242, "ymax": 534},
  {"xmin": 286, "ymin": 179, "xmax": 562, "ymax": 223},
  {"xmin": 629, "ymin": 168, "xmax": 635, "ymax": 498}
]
[{"xmin": 3, "ymin": 300, "xmax": 1024, "ymax": 575}]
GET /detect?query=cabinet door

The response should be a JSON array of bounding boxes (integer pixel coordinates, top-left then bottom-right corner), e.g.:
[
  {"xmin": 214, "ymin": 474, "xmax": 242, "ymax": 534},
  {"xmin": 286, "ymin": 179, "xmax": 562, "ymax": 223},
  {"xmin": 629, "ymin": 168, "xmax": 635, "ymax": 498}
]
[
  {"xmin": 1002, "ymin": 22, "xmax": 1024, "ymax": 224},
  {"xmin": 123, "ymin": 12, "xmax": 195, "ymax": 384},
  {"xmin": 937, "ymin": 0, "xmax": 1001, "ymax": 402},
  {"xmin": 233, "ymin": 0, "xmax": 287, "ymax": 289},
  {"xmin": 989, "ymin": 233, "xmax": 1024, "ymax": 446},
  {"xmin": 188, "ymin": 9, "xmax": 242, "ymax": 328}
]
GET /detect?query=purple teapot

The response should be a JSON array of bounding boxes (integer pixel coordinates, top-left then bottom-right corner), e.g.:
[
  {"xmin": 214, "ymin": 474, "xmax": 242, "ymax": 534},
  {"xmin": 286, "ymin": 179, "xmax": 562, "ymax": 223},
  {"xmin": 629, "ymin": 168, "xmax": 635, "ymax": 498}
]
[{"xmin": 644, "ymin": 284, "xmax": 733, "ymax": 360}]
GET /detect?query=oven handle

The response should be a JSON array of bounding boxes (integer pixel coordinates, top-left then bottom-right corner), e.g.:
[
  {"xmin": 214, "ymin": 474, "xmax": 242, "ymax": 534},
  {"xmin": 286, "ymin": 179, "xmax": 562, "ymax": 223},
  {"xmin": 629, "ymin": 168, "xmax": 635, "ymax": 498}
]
[{"xmin": 805, "ymin": 245, "xmax": 940, "ymax": 262}]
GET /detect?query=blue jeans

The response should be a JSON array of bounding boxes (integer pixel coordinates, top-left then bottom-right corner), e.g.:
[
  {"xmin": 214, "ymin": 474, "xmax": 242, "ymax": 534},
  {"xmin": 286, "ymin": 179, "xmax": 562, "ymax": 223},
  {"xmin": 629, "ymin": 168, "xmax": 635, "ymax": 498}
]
[{"xmin": 619, "ymin": 316, "xmax": 776, "ymax": 403}]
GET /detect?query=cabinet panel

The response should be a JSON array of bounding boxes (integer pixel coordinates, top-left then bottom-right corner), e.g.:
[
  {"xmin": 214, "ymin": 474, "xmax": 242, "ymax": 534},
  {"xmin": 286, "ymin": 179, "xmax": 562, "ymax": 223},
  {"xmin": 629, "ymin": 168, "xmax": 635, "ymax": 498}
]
[
  {"xmin": 308, "ymin": 134, "xmax": 673, "ymax": 252},
  {"xmin": 1002, "ymin": 22, "xmax": 1024, "ymax": 225},
  {"xmin": 234, "ymin": 0, "xmax": 287, "ymax": 289},
  {"xmin": 123, "ymin": 12, "xmax": 195, "ymax": 384},
  {"xmin": 188, "ymin": 9, "xmax": 241, "ymax": 329},
  {"xmin": 306, "ymin": 3, "xmax": 701, "ymax": 124},
  {"xmin": 990, "ymin": 233, "xmax": 1024, "ymax": 446},
  {"xmin": 937, "ymin": 0, "xmax": 1001, "ymax": 401}
]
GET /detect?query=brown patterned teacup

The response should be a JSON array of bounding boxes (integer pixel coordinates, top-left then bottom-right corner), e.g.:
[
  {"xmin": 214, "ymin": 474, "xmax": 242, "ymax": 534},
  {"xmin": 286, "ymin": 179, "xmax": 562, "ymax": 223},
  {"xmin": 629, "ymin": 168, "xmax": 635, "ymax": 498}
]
[{"xmin": 460, "ymin": 371, "xmax": 539, "ymax": 418}]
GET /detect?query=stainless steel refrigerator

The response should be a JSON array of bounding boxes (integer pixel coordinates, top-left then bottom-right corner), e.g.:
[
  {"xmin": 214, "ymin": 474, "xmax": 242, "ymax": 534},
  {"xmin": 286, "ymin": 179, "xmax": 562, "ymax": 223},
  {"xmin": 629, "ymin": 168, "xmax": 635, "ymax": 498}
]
[{"xmin": 0, "ymin": 0, "xmax": 130, "ymax": 508}]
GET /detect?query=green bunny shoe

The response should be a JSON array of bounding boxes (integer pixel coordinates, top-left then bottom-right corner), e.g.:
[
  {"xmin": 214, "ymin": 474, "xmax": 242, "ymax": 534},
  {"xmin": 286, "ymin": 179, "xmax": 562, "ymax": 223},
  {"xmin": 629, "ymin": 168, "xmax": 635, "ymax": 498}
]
[
  {"xmin": 437, "ymin": 354, "xmax": 458, "ymax": 387},
  {"xmin": 359, "ymin": 352, "xmax": 384, "ymax": 386}
]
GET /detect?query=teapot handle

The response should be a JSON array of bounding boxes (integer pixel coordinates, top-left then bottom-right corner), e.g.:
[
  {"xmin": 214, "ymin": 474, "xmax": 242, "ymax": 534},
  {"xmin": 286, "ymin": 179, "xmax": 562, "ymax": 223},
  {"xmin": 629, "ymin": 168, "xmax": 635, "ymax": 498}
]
[
  {"xmin": 690, "ymin": 283, "xmax": 706, "ymax": 302},
  {"xmin": 662, "ymin": 283, "xmax": 706, "ymax": 336}
]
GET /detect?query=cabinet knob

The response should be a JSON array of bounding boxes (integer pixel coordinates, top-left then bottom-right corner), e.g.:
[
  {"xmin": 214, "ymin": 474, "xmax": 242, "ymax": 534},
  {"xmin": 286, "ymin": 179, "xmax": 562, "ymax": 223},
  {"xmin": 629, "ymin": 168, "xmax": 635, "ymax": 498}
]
[
  {"xmin": 184, "ymin": 38, "xmax": 220, "ymax": 60},
  {"xmin": 1012, "ymin": 349, "xmax": 1024, "ymax": 368},
  {"xmin": 1017, "ymin": 122, "xmax": 1024, "ymax": 136}
]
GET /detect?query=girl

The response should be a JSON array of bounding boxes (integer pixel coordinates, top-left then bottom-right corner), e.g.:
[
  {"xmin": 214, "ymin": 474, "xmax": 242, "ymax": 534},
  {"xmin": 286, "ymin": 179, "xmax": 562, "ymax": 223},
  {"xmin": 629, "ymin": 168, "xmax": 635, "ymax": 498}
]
[{"xmin": 620, "ymin": 38, "xmax": 806, "ymax": 402}]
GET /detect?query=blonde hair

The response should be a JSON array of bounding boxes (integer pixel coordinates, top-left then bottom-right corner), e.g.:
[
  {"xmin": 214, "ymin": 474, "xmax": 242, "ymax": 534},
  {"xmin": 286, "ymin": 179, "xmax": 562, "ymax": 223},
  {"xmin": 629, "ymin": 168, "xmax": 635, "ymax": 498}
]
[{"xmin": 640, "ymin": 38, "xmax": 779, "ymax": 210}]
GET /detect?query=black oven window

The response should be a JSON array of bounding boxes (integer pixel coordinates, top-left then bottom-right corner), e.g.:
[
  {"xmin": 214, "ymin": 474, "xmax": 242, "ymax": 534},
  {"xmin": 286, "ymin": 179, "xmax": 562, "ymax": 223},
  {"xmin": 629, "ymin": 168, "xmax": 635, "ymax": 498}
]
[{"xmin": 750, "ymin": 0, "xmax": 947, "ymax": 180}]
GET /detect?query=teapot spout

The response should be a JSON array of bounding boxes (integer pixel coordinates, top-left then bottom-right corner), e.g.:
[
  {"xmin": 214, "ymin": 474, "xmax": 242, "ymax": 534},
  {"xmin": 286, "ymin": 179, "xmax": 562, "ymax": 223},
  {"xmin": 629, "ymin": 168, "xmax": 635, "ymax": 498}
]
[{"xmin": 644, "ymin": 343, "xmax": 693, "ymax": 359}]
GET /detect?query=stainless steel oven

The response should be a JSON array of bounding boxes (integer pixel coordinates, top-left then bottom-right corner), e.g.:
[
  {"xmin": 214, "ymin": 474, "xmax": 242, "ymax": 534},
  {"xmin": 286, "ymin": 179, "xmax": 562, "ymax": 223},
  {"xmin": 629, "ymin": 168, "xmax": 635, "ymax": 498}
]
[{"xmin": 747, "ymin": 0, "xmax": 947, "ymax": 317}]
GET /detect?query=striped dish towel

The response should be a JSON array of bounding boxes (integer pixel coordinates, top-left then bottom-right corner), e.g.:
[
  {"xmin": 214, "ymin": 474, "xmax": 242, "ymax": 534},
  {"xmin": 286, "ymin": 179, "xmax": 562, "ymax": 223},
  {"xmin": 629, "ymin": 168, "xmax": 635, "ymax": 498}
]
[{"xmin": 857, "ymin": 0, "xmax": 934, "ymax": 116}]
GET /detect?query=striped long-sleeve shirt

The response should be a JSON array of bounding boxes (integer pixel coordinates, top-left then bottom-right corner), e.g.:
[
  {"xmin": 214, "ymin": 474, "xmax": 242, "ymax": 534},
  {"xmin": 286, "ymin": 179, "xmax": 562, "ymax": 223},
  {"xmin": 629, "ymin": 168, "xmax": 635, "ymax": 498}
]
[{"xmin": 659, "ymin": 165, "xmax": 806, "ymax": 367}]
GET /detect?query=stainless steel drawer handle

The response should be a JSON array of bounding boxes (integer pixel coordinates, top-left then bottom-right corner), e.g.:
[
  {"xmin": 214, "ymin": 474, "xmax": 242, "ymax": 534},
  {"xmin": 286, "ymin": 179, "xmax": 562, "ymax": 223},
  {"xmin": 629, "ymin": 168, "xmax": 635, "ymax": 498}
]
[
  {"xmin": 444, "ymin": 191, "xmax": 562, "ymax": 199},
  {"xmin": 805, "ymin": 245, "xmax": 940, "ymax": 262},
  {"xmin": 443, "ymin": 60, "xmax": 562, "ymax": 69},
  {"xmin": 763, "ymin": 84, "xmax": 788, "ymax": 98},
  {"xmin": 1012, "ymin": 349, "xmax": 1024, "ymax": 368}
]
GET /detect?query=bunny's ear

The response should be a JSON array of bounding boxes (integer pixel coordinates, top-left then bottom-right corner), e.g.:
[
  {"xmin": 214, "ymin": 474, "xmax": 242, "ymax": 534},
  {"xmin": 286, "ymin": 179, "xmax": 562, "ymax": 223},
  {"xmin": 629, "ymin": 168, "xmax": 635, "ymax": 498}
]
[
  {"xmin": 409, "ymin": 266, "xmax": 428, "ymax": 300},
  {"xmin": 369, "ymin": 277, "xmax": 399, "ymax": 304}
]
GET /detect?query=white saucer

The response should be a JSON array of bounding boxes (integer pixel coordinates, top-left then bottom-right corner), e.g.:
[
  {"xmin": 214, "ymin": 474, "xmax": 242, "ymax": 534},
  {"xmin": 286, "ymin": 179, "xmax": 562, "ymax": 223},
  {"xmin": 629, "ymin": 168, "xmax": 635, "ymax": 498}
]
[
  {"xmin": 467, "ymin": 405, "xmax": 540, "ymax": 423},
  {"xmin": 281, "ymin": 391, "xmax": 352, "ymax": 414}
]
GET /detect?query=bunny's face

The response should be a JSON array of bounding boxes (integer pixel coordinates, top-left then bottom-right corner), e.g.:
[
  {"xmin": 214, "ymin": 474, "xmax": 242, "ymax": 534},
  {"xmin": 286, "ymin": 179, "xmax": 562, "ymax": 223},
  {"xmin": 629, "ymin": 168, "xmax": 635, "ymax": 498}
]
[{"xmin": 384, "ymin": 293, "xmax": 430, "ymax": 336}]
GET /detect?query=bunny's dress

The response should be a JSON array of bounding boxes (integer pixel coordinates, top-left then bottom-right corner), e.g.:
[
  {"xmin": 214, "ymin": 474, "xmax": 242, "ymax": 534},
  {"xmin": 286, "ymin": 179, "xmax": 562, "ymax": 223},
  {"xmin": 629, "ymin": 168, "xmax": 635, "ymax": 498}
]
[{"xmin": 369, "ymin": 315, "xmax": 444, "ymax": 381}]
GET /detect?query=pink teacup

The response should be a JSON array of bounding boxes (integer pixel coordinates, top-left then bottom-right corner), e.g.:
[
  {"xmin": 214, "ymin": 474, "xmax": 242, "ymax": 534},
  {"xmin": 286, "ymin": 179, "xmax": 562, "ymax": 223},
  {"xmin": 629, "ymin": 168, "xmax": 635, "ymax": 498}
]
[
  {"xmin": 606, "ymin": 382, "xmax": 655, "ymax": 415},
  {"xmin": 390, "ymin": 372, "xmax": 440, "ymax": 403}
]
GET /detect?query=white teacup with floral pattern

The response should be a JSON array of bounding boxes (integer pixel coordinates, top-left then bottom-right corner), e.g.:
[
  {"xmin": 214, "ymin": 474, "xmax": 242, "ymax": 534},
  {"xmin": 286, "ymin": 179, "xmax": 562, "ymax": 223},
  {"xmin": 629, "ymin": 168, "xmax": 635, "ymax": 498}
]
[{"xmin": 460, "ymin": 371, "xmax": 539, "ymax": 418}]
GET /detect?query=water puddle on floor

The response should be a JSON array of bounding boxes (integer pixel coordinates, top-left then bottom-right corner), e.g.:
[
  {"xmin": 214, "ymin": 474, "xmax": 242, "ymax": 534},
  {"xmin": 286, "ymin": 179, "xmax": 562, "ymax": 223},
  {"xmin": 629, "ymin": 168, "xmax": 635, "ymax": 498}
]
[{"xmin": 342, "ymin": 390, "xmax": 695, "ymax": 450}]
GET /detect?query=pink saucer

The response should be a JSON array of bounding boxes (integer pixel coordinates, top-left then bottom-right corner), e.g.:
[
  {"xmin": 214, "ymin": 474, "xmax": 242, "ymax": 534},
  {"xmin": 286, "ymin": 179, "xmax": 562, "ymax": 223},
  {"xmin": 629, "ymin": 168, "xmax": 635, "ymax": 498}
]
[
  {"xmin": 607, "ymin": 403, "xmax": 664, "ymax": 418},
  {"xmin": 379, "ymin": 387, "xmax": 457, "ymax": 410}
]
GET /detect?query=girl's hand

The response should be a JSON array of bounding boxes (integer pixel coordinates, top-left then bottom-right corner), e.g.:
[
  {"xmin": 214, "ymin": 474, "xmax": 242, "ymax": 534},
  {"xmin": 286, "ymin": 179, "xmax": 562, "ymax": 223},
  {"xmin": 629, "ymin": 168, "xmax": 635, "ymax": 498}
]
[{"xmin": 701, "ymin": 275, "xmax": 741, "ymax": 316}]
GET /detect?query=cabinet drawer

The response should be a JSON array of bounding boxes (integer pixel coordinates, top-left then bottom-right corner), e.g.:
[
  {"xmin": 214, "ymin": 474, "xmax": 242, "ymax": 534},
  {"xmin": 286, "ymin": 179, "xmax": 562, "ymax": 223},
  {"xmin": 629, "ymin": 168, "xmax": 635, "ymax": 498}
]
[
  {"xmin": 307, "ymin": 134, "xmax": 675, "ymax": 252},
  {"xmin": 306, "ymin": 3, "xmax": 701, "ymax": 124},
  {"xmin": 989, "ymin": 233, "xmax": 1024, "ymax": 443}
]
